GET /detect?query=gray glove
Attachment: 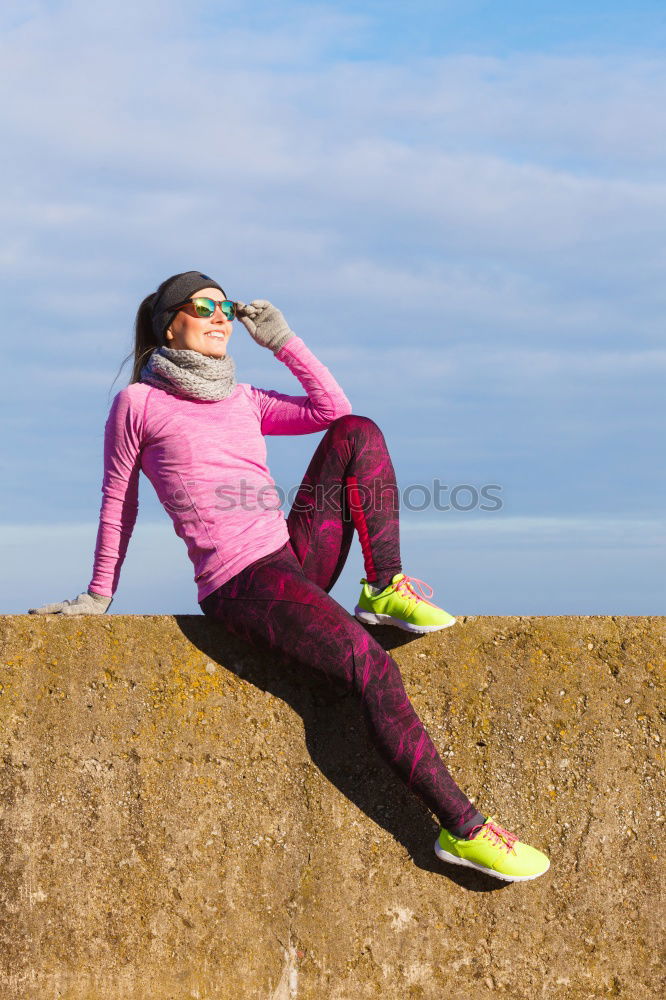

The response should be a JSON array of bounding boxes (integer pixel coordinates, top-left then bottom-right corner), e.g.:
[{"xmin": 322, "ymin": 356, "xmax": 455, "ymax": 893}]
[
  {"xmin": 28, "ymin": 589, "xmax": 112, "ymax": 615},
  {"xmin": 235, "ymin": 300, "xmax": 296, "ymax": 353}
]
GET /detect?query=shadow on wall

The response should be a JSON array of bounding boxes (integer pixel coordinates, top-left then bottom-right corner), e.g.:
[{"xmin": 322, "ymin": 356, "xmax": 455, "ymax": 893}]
[{"xmin": 175, "ymin": 614, "xmax": 501, "ymax": 894}]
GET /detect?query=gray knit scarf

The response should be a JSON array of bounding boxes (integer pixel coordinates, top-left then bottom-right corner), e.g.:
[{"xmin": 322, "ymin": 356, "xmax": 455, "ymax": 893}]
[{"xmin": 139, "ymin": 346, "xmax": 237, "ymax": 401}]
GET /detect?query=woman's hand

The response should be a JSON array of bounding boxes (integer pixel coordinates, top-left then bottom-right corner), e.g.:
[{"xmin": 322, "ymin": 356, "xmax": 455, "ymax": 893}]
[
  {"xmin": 235, "ymin": 300, "xmax": 296, "ymax": 354},
  {"xmin": 28, "ymin": 590, "xmax": 112, "ymax": 615}
]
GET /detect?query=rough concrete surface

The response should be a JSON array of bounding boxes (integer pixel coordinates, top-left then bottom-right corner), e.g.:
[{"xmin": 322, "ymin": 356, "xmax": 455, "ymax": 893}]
[{"xmin": 0, "ymin": 614, "xmax": 664, "ymax": 1000}]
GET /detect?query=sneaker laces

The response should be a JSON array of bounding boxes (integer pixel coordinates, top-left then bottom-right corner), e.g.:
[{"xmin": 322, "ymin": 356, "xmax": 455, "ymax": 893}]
[
  {"xmin": 468, "ymin": 818, "xmax": 518, "ymax": 854},
  {"xmin": 394, "ymin": 574, "xmax": 439, "ymax": 608}
]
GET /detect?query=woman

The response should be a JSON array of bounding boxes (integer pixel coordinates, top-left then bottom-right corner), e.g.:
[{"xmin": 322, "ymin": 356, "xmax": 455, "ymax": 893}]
[{"xmin": 29, "ymin": 270, "xmax": 550, "ymax": 883}]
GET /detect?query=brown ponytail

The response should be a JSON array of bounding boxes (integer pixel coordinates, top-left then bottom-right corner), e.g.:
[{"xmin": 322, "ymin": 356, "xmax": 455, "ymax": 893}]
[
  {"xmin": 129, "ymin": 292, "xmax": 160, "ymax": 384},
  {"xmin": 108, "ymin": 291, "xmax": 160, "ymax": 397}
]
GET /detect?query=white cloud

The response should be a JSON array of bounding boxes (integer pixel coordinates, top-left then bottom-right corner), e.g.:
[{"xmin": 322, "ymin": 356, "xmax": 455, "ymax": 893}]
[
  {"xmin": 2, "ymin": 5, "xmax": 664, "ymax": 365},
  {"xmin": 369, "ymin": 53, "xmax": 666, "ymax": 168},
  {"xmin": 2, "ymin": 4, "xmax": 665, "ymax": 311},
  {"xmin": 322, "ymin": 343, "xmax": 666, "ymax": 385}
]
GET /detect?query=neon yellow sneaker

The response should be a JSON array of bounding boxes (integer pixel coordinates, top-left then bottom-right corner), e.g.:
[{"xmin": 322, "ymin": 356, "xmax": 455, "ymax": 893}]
[
  {"xmin": 354, "ymin": 573, "xmax": 457, "ymax": 634},
  {"xmin": 434, "ymin": 816, "xmax": 550, "ymax": 882}
]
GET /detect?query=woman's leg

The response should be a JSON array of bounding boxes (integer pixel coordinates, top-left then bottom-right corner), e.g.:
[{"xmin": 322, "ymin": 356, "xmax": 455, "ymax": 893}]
[
  {"xmin": 200, "ymin": 543, "xmax": 484, "ymax": 836},
  {"xmin": 286, "ymin": 414, "xmax": 402, "ymax": 593}
]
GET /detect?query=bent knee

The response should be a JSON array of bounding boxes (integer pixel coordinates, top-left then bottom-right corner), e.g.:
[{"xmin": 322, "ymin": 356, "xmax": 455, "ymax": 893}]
[{"xmin": 328, "ymin": 413, "xmax": 381, "ymax": 437}]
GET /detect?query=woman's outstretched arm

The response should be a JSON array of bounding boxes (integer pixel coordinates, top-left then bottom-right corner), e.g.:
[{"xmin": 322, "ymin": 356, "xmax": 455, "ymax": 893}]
[
  {"xmin": 87, "ymin": 387, "xmax": 144, "ymax": 599},
  {"xmin": 28, "ymin": 388, "xmax": 143, "ymax": 615}
]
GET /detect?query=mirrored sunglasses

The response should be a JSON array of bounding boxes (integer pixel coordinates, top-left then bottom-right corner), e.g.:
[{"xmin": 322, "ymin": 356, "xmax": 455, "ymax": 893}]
[{"xmin": 174, "ymin": 297, "xmax": 236, "ymax": 321}]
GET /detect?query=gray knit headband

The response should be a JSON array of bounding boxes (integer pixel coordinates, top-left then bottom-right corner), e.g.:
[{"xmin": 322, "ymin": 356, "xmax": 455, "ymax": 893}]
[{"xmin": 151, "ymin": 270, "xmax": 227, "ymax": 345}]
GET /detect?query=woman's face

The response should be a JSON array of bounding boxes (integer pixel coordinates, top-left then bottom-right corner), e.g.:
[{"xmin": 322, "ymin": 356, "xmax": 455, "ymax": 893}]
[{"xmin": 164, "ymin": 287, "xmax": 233, "ymax": 357}]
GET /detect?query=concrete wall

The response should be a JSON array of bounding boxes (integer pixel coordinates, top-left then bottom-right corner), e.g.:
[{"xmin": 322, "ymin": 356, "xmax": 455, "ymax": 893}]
[{"xmin": 0, "ymin": 614, "xmax": 663, "ymax": 999}]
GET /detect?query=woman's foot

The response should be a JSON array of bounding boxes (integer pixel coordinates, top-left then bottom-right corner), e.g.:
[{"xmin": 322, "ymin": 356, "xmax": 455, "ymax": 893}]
[
  {"xmin": 354, "ymin": 573, "xmax": 457, "ymax": 633},
  {"xmin": 434, "ymin": 816, "xmax": 550, "ymax": 882}
]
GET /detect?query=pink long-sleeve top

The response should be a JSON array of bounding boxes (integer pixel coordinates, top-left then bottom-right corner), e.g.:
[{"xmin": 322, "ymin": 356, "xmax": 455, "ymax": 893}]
[{"xmin": 88, "ymin": 336, "xmax": 352, "ymax": 603}]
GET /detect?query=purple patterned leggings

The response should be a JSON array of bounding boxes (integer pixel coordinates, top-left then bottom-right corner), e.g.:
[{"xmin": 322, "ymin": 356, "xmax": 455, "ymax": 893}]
[{"xmin": 199, "ymin": 414, "xmax": 477, "ymax": 832}]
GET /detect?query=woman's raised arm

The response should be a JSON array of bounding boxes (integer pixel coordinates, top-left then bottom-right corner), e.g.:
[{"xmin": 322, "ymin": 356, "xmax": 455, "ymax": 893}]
[
  {"xmin": 253, "ymin": 333, "xmax": 352, "ymax": 433},
  {"xmin": 236, "ymin": 299, "xmax": 352, "ymax": 433}
]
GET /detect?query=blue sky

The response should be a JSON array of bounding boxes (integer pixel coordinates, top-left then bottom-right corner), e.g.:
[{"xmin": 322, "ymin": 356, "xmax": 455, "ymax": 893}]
[{"xmin": 2, "ymin": 0, "xmax": 664, "ymax": 615}]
